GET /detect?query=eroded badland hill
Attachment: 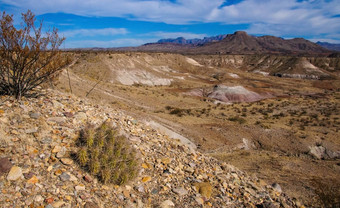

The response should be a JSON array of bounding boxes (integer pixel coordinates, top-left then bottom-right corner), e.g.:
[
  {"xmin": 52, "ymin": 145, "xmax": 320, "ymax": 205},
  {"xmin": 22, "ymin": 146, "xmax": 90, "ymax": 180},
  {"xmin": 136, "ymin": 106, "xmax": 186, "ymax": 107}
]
[{"xmin": 53, "ymin": 51, "xmax": 340, "ymax": 207}]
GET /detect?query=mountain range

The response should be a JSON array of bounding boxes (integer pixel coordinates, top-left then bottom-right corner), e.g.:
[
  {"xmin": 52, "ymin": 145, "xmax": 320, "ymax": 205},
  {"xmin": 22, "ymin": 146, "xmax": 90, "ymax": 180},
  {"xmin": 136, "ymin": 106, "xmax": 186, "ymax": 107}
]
[
  {"xmin": 134, "ymin": 31, "xmax": 335, "ymax": 55},
  {"xmin": 157, "ymin": 34, "xmax": 228, "ymax": 45},
  {"xmin": 316, "ymin": 41, "xmax": 340, "ymax": 51}
]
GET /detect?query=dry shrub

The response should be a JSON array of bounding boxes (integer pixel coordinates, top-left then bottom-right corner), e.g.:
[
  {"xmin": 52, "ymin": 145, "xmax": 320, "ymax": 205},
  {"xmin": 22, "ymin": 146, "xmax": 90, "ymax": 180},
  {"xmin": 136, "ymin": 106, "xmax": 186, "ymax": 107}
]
[{"xmin": 0, "ymin": 10, "xmax": 71, "ymax": 99}]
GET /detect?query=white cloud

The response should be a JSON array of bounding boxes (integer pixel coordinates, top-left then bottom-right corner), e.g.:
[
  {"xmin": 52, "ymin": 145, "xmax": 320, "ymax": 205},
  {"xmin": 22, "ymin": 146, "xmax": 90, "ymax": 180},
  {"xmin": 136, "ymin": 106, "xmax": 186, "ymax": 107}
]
[
  {"xmin": 308, "ymin": 33, "xmax": 340, "ymax": 44},
  {"xmin": 150, "ymin": 32, "xmax": 208, "ymax": 39},
  {"xmin": 0, "ymin": 0, "xmax": 222, "ymax": 24},
  {"xmin": 61, "ymin": 28, "xmax": 128, "ymax": 38},
  {"xmin": 1, "ymin": 0, "xmax": 340, "ymax": 40},
  {"xmin": 213, "ymin": 0, "xmax": 340, "ymax": 38},
  {"xmin": 308, "ymin": 38, "xmax": 340, "ymax": 44},
  {"xmin": 65, "ymin": 38, "xmax": 158, "ymax": 48}
]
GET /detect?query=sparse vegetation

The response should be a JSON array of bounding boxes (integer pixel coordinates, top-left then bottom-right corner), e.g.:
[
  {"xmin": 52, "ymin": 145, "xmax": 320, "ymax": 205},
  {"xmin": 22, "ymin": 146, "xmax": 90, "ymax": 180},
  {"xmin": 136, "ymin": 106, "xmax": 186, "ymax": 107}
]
[{"xmin": 76, "ymin": 122, "xmax": 138, "ymax": 185}]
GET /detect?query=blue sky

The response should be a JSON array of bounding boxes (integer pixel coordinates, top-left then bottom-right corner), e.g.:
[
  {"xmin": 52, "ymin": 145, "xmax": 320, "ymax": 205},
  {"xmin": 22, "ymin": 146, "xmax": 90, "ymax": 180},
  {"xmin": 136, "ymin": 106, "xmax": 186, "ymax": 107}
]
[{"xmin": 1, "ymin": 0, "xmax": 340, "ymax": 48}]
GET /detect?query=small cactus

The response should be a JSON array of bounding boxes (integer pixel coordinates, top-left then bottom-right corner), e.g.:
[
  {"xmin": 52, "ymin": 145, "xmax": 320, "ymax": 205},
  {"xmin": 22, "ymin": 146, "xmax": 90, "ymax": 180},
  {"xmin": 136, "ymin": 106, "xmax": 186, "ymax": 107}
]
[
  {"xmin": 78, "ymin": 148, "xmax": 88, "ymax": 166},
  {"xmin": 89, "ymin": 160, "xmax": 100, "ymax": 175},
  {"xmin": 76, "ymin": 121, "xmax": 138, "ymax": 185},
  {"xmin": 85, "ymin": 129, "xmax": 94, "ymax": 147},
  {"xmin": 91, "ymin": 147, "xmax": 100, "ymax": 159},
  {"xmin": 101, "ymin": 168, "xmax": 111, "ymax": 184}
]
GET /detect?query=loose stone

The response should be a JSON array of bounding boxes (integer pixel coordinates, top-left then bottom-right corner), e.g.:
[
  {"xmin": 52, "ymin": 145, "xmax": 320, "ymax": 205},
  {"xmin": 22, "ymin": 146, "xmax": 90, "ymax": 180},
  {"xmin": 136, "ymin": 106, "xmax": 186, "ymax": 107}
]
[
  {"xmin": 59, "ymin": 172, "xmax": 71, "ymax": 181},
  {"xmin": 7, "ymin": 166, "xmax": 22, "ymax": 181},
  {"xmin": 160, "ymin": 200, "xmax": 175, "ymax": 208},
  {"xmin": 0, "ymin": 157, "xmax": 12, "ymax": 175},
  {"xmin": 60, "ymin": 158, "xmax": 74, "ymax": 165},
  {"xmin": 172, "ymin": 187, "xmax": 188, "ymax": 196}
]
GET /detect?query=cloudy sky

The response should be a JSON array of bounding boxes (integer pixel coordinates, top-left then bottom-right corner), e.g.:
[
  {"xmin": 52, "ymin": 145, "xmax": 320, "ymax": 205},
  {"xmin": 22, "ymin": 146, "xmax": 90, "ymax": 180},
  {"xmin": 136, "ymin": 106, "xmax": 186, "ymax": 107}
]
[{"xmin": 1, "ymin": 0, "xmax": 339, "ymax": 48}]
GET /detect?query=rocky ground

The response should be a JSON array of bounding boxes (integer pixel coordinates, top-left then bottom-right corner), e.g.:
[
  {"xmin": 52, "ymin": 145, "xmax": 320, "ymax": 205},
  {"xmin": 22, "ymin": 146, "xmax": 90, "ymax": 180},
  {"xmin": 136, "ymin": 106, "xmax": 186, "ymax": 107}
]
[{"xmin": 0, "ymin": 89, "xmax": 300, "ymax": 207}]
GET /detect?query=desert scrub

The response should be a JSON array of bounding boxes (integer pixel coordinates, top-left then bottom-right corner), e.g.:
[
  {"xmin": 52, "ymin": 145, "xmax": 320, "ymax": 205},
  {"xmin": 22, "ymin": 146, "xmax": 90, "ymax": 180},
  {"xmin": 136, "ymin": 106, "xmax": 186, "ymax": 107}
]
[
  {"xmin": 228, "ymin": 116, "xmax": 246, "ymax": 124},
  {"xmin": 76, "ymin": 122, "xmax": 138, "ymax": 185},
  {"xmin": 166, "ymin": 106, "xmax": 192, "ymax": 117}
]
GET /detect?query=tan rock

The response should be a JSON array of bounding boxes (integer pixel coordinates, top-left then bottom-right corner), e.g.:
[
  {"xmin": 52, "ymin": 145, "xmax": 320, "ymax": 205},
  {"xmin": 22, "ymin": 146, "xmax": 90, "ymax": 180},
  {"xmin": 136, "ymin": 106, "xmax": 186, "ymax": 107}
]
[
  {"xmin": 75, "ymin": 184, "xmax": 86, "ymax": 191},
  {"xmin": 141, "ymin": 163, "xmax": 149, "ymax": 169},
  {"xmin": 172, "ymin": 187, "xmax": 188, "ymax": 196},
  {"xmin": 11, "ymin": 130, "xmax": 19, "ymax": 135},
  {"xmin": 65, "ymin": 195, "xmax": 72, "ymax": 201},
  {"xmin": 52, "ymin": 100, "xmax": 64, "ymax": 108},
  {"xmin": 27, "ymin": 175, "xmax": 39, "ymax": 184},
  {"xmin": 27, "ymin": 146, "xmax": 38, "ymax": 154},
  {"xmin": 160, "ymin": 200, "xmax": 175, "ymax": 208},
  {"xmin": 56, "ymin": 147, "xmax": 67, "ymax": 158},
  {"xmin": 73, "ymin": 112, "xmax": 87, "ymax": 123},
  {"xmin": 123, "ymin": 190, "xmax": 130, "ymax": 198},
  {"xmin": 47, "ymin": 117, "xmax": 66, "ymax": 124},
  {"xmin": 7, "ymin": 166, "xmax": 22, "ymax": 181},
  {"xmin": 184, "ymin": 167, "xmax": 194, "ymax": 173},
  {"xmin": 195, "ymin": 182, "xmax": 213, "ymax": 199},
  {"xmin": 54, "ymin": 169, "xmax": 62, "ymax": 176},
  {"xmin": 195, "ymin": 197, "xmax": 204, "ymax": 205},
  {"xmin": 69, "ymin": 174, "xmax": 78, "ymax": 182},
  {"xmin": 52, "ymin": 145, "xmax": 62, "ymax": 153},
  {"xmin": 142, "ymin": 176, "xmax": 151, "ymax": 183},
  {"xmin": 161, "ymin": 158, "xmax": 172, "ymax": 165},
  {"xmin": 60, "ymin": 158, "xmax": 74, "ymax": 166},
  {"xmin": 52, "ymin": 200, "xmax": 65, "ymax": 208}
]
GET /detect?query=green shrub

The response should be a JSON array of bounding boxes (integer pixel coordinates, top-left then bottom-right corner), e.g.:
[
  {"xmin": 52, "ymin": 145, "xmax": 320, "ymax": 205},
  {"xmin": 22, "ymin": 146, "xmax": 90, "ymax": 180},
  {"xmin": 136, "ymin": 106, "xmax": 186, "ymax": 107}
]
[{"xmin": 76, "ymin": 122, "xmax": 138, "ymax": 185}]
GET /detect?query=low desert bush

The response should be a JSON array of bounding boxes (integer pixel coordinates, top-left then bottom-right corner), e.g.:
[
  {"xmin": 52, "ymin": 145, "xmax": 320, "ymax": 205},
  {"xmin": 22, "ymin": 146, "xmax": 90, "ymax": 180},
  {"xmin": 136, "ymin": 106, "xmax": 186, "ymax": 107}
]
[
  {"xmin": 166, "ymin": 106, "xmax": 192, "ymax": 117},
  {"xmin": 228, "ymin": 116, "xmax": 246, "ymax": 124},
  {"xmin": 169, "ymin": 108, "xmax": 184, "ymax": 116},
  {"xmin": 76, "ymin": 122, "xmax": 138, "ymax": 185}
]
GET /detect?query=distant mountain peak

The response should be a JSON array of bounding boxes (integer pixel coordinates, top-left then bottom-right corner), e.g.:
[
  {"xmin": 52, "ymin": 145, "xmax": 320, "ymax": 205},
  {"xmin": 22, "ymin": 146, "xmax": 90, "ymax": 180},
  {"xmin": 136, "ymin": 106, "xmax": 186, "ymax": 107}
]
[{"xmin": 233, "ymin": 31, "xmax": 248, "ymax": 35}]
